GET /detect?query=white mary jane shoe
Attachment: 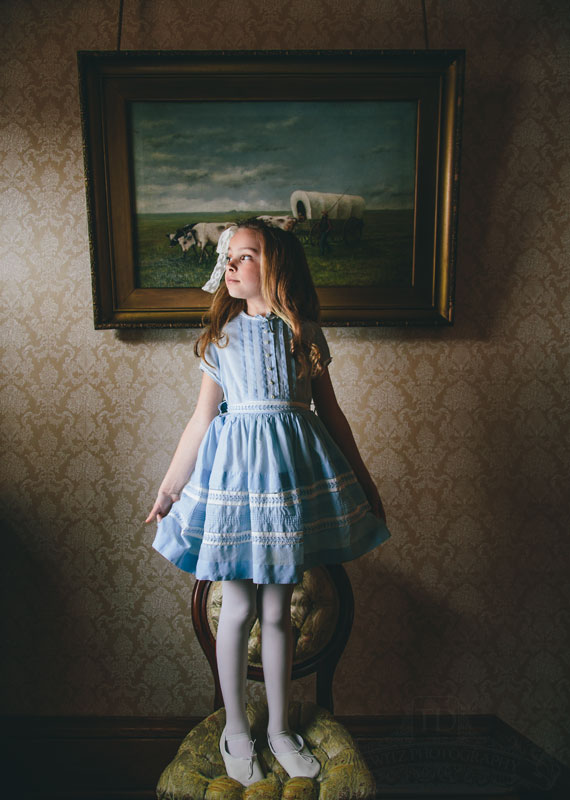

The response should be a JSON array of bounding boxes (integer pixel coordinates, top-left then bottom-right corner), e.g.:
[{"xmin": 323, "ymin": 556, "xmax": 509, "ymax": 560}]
[
  {"xmin": 220, "ymin": 727, "xmax": 265, "ymax": 786},
  {"xmin": 267, "ymin": 730, "xmax": 321, "ymax": 779}
]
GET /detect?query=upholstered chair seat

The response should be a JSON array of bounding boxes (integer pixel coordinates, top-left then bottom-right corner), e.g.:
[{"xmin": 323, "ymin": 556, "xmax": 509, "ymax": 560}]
[{"xmin": 157, "ymin": 700, "xmax": 375, "ymax": 800}]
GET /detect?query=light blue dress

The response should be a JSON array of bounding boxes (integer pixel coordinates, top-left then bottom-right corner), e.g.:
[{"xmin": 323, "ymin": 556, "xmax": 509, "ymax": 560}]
[{"xmin": 153, "ymin": 310, "xmax": 390, "ymax": 584}]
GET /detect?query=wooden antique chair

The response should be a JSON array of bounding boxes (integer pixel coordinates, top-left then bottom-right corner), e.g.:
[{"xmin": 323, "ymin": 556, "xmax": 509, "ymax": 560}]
[{"xmin": 156, "ymin": 565, "xmax": 376, "ymax": 800}]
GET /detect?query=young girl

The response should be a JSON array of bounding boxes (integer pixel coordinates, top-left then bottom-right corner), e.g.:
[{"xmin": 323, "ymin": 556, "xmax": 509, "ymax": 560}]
[{"xmin": 146, "ymin": 219, "xmax": 390, "ymax": 786}]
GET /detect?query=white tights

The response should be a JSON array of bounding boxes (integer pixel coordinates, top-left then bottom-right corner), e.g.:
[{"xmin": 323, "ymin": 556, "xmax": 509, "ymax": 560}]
[{"xmin": 216, "ymin": 579, "xmax": 296, "ymax": 757}]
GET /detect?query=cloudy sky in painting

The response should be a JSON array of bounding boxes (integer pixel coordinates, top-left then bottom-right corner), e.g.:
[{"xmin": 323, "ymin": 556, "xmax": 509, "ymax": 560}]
[{"xmin": 131, "ymin": 101, "xmax": 417, "ymax": 214}]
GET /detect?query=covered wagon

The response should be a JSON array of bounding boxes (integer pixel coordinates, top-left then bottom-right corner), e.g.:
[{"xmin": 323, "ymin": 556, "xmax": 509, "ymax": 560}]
[{"xmin": 290, "ymin": 190, "xmax": 365, "ymax": 246}]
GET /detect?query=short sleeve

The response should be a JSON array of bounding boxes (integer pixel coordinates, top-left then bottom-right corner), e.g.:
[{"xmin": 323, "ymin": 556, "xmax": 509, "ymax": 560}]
[
  {"xmin": 199, "ymin": 341, "xmax": 222, "ymax": 386},
  {"xmin": 306, "ymin": 321, "xmax": 332, "ymax": 369}
]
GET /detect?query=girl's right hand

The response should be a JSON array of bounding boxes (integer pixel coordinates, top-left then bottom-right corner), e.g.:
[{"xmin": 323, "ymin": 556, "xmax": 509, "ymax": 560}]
[{"xmin": 145, "ymin": 491, "xmax": 180, "ymax": 524}]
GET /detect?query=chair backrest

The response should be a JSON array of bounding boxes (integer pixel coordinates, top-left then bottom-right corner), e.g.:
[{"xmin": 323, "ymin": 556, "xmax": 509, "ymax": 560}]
[{"xmin": 191, "ymin": 564, "xmax": 354, "ymax": 714}]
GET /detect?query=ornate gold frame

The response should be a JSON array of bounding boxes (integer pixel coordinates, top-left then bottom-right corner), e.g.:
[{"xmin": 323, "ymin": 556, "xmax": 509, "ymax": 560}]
[{"xmin": 78, "ymin": 50, "xmax": 464, "ymax": 327}]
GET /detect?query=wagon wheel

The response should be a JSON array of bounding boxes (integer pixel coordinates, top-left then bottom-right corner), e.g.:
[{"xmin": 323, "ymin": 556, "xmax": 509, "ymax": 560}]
[
  {"xmin": 309, "ymin": 221, "xmax": 321, "ymax": 247},
  {"xmin": 294, "ymin": 221, "xmax": 311, "ymax": 245},
  {"xmin": 343, "ymin": 217, "xmax": 363, "ymax": 245}
]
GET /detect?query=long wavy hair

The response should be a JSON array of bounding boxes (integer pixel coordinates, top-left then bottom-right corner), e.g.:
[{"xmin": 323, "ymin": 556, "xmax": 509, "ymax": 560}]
[{"xmin": 194, "ymin": 218, "xmax": 325, "ymax": 378}]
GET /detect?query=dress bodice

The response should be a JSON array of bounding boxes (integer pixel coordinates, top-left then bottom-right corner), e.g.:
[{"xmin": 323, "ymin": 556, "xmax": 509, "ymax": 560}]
[{"xmin": 199, "ymin": 312, "xmax": 331, "ymax": 406}]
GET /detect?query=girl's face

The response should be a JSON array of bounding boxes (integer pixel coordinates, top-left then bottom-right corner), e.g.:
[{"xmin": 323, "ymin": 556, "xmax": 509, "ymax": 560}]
[{"xmin": 225, "ymin": 228, "xmax": 266, "ymax": 312}]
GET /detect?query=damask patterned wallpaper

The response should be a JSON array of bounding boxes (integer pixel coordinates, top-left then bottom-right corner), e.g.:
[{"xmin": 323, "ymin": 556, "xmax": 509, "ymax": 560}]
[{"xmin": 1, "ymin": 0, "xmax": 569, "ymax": 768}]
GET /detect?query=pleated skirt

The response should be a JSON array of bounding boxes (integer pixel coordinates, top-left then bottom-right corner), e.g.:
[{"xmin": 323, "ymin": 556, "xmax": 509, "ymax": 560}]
[{"xmin": 153, "ymin": 402, "xmax": 390, "ymax": 584}]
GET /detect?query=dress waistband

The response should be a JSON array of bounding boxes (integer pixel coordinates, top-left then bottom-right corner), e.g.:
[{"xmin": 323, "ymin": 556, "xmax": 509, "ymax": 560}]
[{"xmin": 219, "ymin": 400, "xmax": 311, "ymax": 414}]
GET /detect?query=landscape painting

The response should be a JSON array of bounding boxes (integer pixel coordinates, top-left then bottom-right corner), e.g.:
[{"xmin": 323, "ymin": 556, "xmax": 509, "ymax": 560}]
[
  {"xmin": 131, "ymin": 100, "xmax": 418, "ymax": 290},
  {"xmin": 79, "ymin": 50, "xmax": 464, "ymax": 326}
]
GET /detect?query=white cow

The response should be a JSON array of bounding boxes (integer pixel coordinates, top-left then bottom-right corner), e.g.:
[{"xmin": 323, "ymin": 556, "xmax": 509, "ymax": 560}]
[{"xmin": 257, "ymin": 215, "xmax": 297, "ymax": 231}]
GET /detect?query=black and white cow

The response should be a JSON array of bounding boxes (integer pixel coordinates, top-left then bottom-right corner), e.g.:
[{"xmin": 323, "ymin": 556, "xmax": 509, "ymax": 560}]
[
  {"xmin": 166, "ymin": 223, "xmax": 196, "ymax": 249},
  {"xmin": 167, "ymin": 222, "xmax": 236, "ymax": 261}
]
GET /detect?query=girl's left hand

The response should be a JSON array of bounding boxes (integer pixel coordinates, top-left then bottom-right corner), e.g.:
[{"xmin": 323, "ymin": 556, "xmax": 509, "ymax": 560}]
[{"xmin": 362, "ymin": 479, "xmax": 387, "ymax": 523}]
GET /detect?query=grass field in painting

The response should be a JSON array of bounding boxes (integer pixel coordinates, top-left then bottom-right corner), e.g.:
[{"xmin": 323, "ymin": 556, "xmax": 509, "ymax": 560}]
[{"xmin": 135, "ymin": 210, "xmax": 414, "ymax": 289}]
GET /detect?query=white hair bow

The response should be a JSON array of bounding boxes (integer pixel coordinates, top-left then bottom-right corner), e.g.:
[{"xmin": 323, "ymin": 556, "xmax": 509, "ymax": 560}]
[{"xmin": 201, "ymin": 226, "xmax": 237, "ymax": 293}]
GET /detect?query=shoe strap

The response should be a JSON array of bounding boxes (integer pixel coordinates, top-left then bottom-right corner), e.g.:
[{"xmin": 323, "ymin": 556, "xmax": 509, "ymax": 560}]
[
  {"xmin": 248, "ymin": 738, "xmax": 257, "ymax": 779},
  {"xmin": 225, "ymin": 731, "xmax": 258, "ymax": 777},
  {"xmin": 268, "ymin": 731, "xmax": 314, "ymax": 762}
]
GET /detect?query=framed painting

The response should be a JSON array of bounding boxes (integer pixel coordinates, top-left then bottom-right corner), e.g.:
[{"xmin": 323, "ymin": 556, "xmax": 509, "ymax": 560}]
[{"xmin": 78, "ymin": 50, "xmax": 464, "ymax": 327}]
